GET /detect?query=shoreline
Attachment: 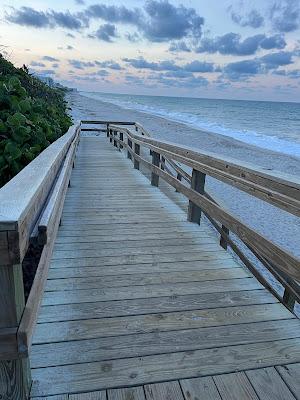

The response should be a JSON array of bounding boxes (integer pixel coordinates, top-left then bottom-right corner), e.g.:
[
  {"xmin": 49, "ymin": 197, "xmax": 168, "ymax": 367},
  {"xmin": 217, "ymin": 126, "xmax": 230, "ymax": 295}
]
[
  {"xmin": 67, "ymin": 91, "xmax": 300, "ymax": 263},
  {"xmin": 69, "ymin": 92, "xmax": 300, "ymax": 174}
]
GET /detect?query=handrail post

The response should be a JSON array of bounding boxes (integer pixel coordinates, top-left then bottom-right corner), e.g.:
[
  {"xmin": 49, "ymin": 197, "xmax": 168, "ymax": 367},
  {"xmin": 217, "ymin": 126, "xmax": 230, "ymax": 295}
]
[
  {"xmin": 127, "ymin": 138, "xmax": 132, "ymax": 160},
  {"xmin": 134, "ymin": 143, "xmax": 140, "ymax": 170},
  {"xmin": 187, "ymin": 168, "xmax": 206, "ymax": 224},
  {"xmin": 109, "ymin": 129, "xmax": 113, "ymax": 143},
  {"xmin": 0, "ymin": 260, "xmax": 31, "ymax": 399},
  {"xmin": 220, "ymin": 225, "xmax": 230, "ymax": 249},
  {"xmin": 119, "ymin": 131, "xmax": 123, "ymax": 150},
  {"xmin": 151, "ymin": 151, "xmax": 160, "ymax": 187},
  {"xmin": 113, "ymin": 131, "xmax": 118, "ymax": 148},
  {"xmin": 283, "ymin": 288, "xmax": 296, "ymax": 312},
  {"xmin": 161, "ymin": 156, "xmax": 165, "ymax": 171},
  {"xmin": 175, "ymin": 173, "xmax": 182, "ymax": 192},
  {"xmin": 106, "ymin": 123, "xmax": 109, "ymax": 138}
]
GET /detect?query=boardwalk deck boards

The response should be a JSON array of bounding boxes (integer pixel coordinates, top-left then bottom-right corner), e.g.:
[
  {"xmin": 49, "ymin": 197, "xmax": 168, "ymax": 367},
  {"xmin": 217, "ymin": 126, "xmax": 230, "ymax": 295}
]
[{"xmin": 30, "ymin": 136, "xmax": 300, "ymax": 399}]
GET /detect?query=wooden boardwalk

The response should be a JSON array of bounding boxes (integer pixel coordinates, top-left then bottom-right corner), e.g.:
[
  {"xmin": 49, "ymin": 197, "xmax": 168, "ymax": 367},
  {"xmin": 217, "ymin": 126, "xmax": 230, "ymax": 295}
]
[{"xmin": 30, "ymin": 136, "xmax": 300, "ymax": 399}]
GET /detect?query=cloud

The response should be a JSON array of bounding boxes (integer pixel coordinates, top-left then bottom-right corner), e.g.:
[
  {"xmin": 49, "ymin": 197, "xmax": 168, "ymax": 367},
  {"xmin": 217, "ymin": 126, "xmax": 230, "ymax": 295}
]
[
  {"xmin": 6, "ymin": 7, "xmax": 49, "ymax": 28},
  {"xmin": 222, "ymin": 50, "xmax": 296, "ymax": 80},
  {"xmin": 224, "ymin": 59, "xmax": 261, "ymax": 79},
  {"xmin": 66, "ymin": 33, "xmax": 75, "ymax": 38},
  {"xmin": 123, "ymin": 57, "xmax": 216, "ymax": 75},
  {"xmin": 184, "ymin": 60, "xmax": 215, "ymax": 72},
  {"xmin": 95, "ymin": 60, "xmax": 122, "ymax": 70},
  {"xmin": 30, "ymin": 61, "xmax": 46, "ymax": 67},
  {"xmin": 68, "ymin": 59, "xmax": 95, "ymax": 69},
  {"xmin": 84, "ymin": 1, "xmax": 204, "ymax": 43},
  {"xmin": 6, "ymin": 7, "xmax": 84, "ymax": 30},
  {"xmin": 229, "ymin": 7, "xmax": 264, "ymax": 28},
  {"xmin": 196, "ymin": 33, "xmax": 286, "ymax": 56},
  {"xmin": 270, "ymin": 0, "xmax": 300, "ymax": 32},
  {"xmin": 94, "ymin": 24, "xmax": 117, "ymax": 41},
  {"xmin": 169, "ymin": 41, "xmax": 191, "ymax": 52},
  {"xmin": 75, "ymin": 0, "xmax": 85, "ymax": 4},
  {"xmin": 273, "ymin": 69, "xmax": 300, "ymax": 79},
  {"xmin": 7, "ymin": 1, "xmax": 205, "ymax": 45},
  {"xmin": 123, "ymin": 57, "xmax": 178, "ymax": 71},
  {"xmin": 259, "ymin": 51, "xmax": 294, "ymax": 67},
  {"xmin": 35, "ymin": 69, "xmax": 56, "ymax": 76},
  {"xmin": 140, "ymin": 0, "xmax": 204, "ymax": 42},
  {"xmin": 67, "ymin": 45, "xmax": 74, "ymax": 50},
  {"xmin": 42, "ymin": 56, "xmax": 59, "ymax": 62}
]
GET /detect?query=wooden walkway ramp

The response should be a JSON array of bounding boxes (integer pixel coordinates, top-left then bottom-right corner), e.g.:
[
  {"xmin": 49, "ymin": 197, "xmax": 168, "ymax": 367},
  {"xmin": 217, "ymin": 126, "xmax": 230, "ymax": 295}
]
[{"xmin": 30, "ymin": 136, "xmax": 300, "ymax": 399}]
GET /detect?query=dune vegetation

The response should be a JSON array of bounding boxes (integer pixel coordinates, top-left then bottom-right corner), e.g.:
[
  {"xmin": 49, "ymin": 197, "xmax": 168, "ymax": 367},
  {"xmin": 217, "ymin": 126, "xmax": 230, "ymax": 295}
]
[{"xmin": 0, "ymin": 54, "xmax": 72, "ymax": 186}]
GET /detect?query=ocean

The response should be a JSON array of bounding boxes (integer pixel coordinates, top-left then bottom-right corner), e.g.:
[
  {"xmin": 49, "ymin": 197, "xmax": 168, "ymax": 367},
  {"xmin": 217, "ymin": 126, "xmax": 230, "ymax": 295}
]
[{"xmin": 80, "ymin": 91, "xmax": 300, "ymax": 158}]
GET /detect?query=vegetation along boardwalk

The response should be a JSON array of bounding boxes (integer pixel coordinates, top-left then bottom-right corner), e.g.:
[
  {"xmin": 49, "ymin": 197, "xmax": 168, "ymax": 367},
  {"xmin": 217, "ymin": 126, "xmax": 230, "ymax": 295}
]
[{"xmin": 0, "ymin": 121, "xmax": 299, "ymax": 399}]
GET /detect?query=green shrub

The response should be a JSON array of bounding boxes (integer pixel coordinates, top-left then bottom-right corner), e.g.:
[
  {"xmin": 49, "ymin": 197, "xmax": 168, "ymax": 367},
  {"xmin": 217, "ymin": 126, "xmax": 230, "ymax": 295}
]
[{"xmin": 0, "ymin": 55, "xmax": 72, "ymax": 186}]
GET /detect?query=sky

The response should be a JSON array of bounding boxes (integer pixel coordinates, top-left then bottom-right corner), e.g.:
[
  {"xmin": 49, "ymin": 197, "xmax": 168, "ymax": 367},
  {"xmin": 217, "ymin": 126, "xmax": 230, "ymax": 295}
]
[{"xmin": 1, "ymin": 0, "xmax": 300, "ymax": 102}]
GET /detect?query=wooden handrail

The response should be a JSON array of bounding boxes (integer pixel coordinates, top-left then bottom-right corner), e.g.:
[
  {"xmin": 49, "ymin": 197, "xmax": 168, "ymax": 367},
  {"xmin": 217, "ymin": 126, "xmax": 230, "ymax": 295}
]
[
  {"xmin": 0, "ymin": 121, "xmax": 80, "ymax": 396},
  {"xmin": 112, "ymin": 127, "xmax": 300, "ymax": 217},
  {"xmin": 107, "ymin": 124, "xmax": 300, "ymax": 299}
]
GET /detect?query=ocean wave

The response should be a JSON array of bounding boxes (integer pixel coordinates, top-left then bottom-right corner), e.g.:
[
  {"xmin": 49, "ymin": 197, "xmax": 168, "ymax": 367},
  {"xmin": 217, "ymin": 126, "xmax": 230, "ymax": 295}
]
[{"xmin": 80, "ymin": 91, "xmax": 300, "ymax": 158}]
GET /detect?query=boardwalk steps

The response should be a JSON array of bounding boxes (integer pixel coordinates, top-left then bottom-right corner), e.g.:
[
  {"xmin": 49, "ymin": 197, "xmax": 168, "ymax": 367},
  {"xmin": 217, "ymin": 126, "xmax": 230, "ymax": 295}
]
[{"xmin": 0, "ymin": 121, "xmax": 299, "ymax": 399}]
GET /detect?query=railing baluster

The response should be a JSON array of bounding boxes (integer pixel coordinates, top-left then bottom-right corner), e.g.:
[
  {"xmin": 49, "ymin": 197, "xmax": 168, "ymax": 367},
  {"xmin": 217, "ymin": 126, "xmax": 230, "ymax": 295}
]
[
  {"xmin": 119, "ymin": 131, "xmax": 123, "ymax": 150},
  {"xmin": 283, "ymin": 288, "xmax": 296, "ymax": 312},
  {"xmin": 151, "ymin": 151, "xmax": 160, "ymax": 187},
  {"xmin": 187, "ymin": 168, "xmax": 206, "ymax": 224},
  {"xmin": 127, "ymin": 138, "xmax": 132, "ymax": 160},
  {"xmin": 106, "ymin": 123, "xmax": 109, "ymax": 138},
  {"xmin": 220, "ymin": 225, "xmax": 230, "ymax": 249},
  {"xmin": 134, "ymin": 143, "xmax": 140, "ymax": 170},
  {"xmin": 175, "ymin": 173, "xmax": 182, "ymax": 192}
]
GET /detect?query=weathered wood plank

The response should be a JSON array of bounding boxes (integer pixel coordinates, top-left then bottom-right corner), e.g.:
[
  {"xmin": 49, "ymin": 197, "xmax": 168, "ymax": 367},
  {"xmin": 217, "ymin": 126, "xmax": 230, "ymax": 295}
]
[
  {"xmin": 47, "ymin": 259, "xmax": 239, "ymax": 279},
  {"xmin": 41, "ymin": 278, "xmax": 262, "ymax": 305},
  {"xmin": 213, "ymin": 371, "xmax": 259, "ymax": 399},
  {"xmin": 107, "ymin": 387, "xmax": 145, "ymax": 400},
  {"xmin": 144, "ymin": 381, "xmax": 184, "ymax": 399},
  {"xmin": 180, "ymin": 376, "xmax": 221, "ymax": 400},
  {"xmin": 33, "ymin": 303, "xmax": 291, "ymax": 343},
  {"xmin": 30, "ymin": 338, "xmax": 300, "ymax": 397},
  {"xmin": 246, "ymin": 367, "xmax": 296, "ymax": 400},
  {"xmin": 53, "ymin": 237, "xmax": 217, "ymax": 252},
  {"xmin": 45, "ymin": 268, "xmax": 250, "ymax": 291},
  {"xmin": 37, "ymin": 289, "xmax": 275, "ymax": 323},
  {"xmin": 30, "ymin": 319, "xmax": 300, "ymax": 368},
  {"xmin": 276, "ymin": 363, "xmax": 300, "ymax": 400},
  {"xmin": 49, "ymin": 251, "xmax": 233, "ymax": 269},
  {"xmin": 69, "ymin": 390, "xmax": 107, "ymax": 399}
]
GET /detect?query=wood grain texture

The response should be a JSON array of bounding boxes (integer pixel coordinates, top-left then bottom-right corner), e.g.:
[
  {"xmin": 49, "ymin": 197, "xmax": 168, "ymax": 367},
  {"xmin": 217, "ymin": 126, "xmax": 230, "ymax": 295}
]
[
  {"xmin": 144, "ymin": 381, "xmax": 184, "ymax": 399},
  {"xmin": 108, "ymin": 387, "xmax": 145, "ymax": 400},
  {"xmin": 31, "ymin": 319, "xmax": 300, "ymax": 368},
  {"xmin": 213, "ymin": 371, "xmax": 259, "ymax": 400},
  {"xmin": 30, "ymin": 338, "xmax": 300, "ymax": 397},
  {"xmin": 41, "ymin": 278, "xmax": 262, "ymax": 306},
  {"xmin": 45, "ymin": 268, "xmax": 249, "ymax": 291},
  {"xmin": 69, "ymin": 390, "xmax": 107, "ymax": 399},
  {"xmin": 33, "ymin": 303, "xmax": 291, "ymax": 344},
  {"xmin": 37, "ymin": 289, "xmax": 275, "ymax": 323},
  {"xmin": 180, "ymin": 376, "xmax": 221, "ymax": 400},
  {"xmin": 276, "ymin": 363, "xmax": 300, "ymax": 400},
  {"xmin": 246, "ymin": 367, "xmax": 296, "ymax": 400}
]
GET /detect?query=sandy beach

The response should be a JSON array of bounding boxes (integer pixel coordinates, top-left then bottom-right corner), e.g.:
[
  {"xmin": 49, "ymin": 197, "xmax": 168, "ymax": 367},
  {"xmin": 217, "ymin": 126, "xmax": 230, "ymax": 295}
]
[{"xmin": 68, "ymin": 91, "xmax": 300, "ymax": 270}]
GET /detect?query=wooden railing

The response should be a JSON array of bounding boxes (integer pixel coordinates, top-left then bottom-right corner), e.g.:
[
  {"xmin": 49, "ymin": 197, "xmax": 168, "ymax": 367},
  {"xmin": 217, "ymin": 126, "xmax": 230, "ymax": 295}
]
[
  {"xmin": 101, "ymin": 121, "xmax": 300, "ymax": 315},
  {"xmin": 0, "ymin": 121, "xmax": 80, "ymax": 399}
]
